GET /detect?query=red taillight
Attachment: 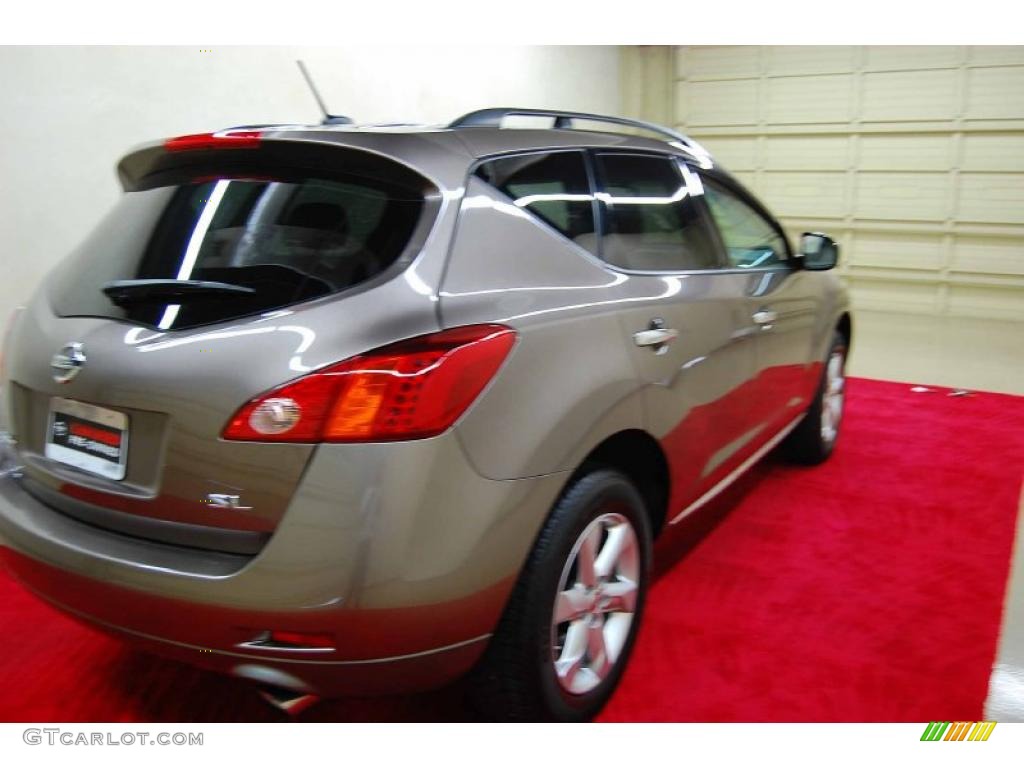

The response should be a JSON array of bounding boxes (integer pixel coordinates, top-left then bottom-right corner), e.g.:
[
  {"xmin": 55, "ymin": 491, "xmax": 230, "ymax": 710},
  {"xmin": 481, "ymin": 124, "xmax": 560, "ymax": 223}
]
[
  {"xmin": 222, "ymin": 325, "xmax": 516, "ymax": 443},
  {"xmin": 164, "ymin": 130, "xmax": 262, "ymax": 152},
  {"xmin": 267, "ymin": 630, "xmax": 334, "ymax": 649}
]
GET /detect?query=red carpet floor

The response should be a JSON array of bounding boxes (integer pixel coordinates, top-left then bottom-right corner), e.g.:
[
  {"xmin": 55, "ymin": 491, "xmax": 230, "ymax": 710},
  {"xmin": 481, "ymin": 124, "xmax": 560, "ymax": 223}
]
[{"xmin": 0, "ymin": 377, "xmax": 1021, "ymax": 722}]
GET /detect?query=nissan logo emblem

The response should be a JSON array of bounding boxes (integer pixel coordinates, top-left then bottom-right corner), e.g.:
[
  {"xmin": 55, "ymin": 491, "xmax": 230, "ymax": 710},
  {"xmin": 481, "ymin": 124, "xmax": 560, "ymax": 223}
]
[{"xmin": 51, "ymin": 342, "xmax": 86, "ymax": 384}]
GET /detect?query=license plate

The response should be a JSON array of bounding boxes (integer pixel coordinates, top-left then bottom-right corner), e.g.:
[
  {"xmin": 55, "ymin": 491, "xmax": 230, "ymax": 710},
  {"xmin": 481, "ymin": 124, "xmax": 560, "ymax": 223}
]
[{"xmin": 45, "ymin": 397, "xmax": 129, "ymax": 480}]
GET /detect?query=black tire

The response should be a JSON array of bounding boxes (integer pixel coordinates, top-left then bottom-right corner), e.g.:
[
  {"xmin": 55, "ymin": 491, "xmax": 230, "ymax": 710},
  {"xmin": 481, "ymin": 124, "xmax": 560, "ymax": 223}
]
[
  {"xmin": 783, "ymin": 331, "xmax": 847, "ymax": 465},
  {"xmin": 467, "ymin": 467, "xmax": 652, "ymax": 721}
]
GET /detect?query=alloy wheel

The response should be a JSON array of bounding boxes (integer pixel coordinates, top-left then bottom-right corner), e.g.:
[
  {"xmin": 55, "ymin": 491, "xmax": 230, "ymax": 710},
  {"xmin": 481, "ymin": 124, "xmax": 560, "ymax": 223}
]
[
  {"xmin": 821, "ymin": 348, "xmax": 846, "ymax": 445},
  {"xmin": 550, "ymin": 512, "xmax": 640, "ymax": 695}
]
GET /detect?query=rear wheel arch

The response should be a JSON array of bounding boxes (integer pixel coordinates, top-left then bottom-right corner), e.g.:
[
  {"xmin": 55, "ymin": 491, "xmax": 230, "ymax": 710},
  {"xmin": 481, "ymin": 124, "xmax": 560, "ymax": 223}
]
[
  {"xmin": 573, "ymin": 429, "xmax": 670, "ymax": 538},
  {"xmin": 484, "ymin": 429, "xmax": 668, "ymax": 645}
]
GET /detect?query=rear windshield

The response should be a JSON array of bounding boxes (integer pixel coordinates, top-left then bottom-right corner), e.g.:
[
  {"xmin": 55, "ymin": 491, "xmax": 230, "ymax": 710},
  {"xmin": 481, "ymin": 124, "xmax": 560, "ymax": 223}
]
[{"xmin": 49, "ymin": 171, "xmax": 429, "ymax": 331}]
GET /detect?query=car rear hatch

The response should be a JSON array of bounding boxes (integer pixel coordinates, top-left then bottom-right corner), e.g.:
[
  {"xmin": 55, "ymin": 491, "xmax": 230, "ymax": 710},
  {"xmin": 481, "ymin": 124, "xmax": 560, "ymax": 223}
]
[{"xmin": 1, "ymin": 130, "xmax": 444, "ymax": 556}]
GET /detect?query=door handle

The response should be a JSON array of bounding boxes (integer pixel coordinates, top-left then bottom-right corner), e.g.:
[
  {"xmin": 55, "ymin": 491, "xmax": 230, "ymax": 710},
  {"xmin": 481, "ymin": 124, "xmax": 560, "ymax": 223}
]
[
  {"xmin": 752, "ymin": 309, "xmax": 778, "ymax": 326},
  {"xmin": 634, "ymin": 327, "xmax": 678, "ymax": 349}
]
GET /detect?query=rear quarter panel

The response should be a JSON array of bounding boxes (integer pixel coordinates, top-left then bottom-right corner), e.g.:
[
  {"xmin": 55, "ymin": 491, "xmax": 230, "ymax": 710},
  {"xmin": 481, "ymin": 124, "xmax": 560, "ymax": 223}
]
[{"xmin": 440, "ymin": 177, "xmax": 649, "ymax": 481}]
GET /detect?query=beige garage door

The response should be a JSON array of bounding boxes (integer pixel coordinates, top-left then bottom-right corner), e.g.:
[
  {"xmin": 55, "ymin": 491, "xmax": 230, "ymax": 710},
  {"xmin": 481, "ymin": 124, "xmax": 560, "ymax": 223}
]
[{"xmin": 669, "ymin": 46, "xmax": 1024, "ymax": 320}]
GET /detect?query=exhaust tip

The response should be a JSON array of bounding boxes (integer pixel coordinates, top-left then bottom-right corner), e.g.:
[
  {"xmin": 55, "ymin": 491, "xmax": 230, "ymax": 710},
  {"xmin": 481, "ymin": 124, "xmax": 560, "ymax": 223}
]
[
  {"xmin": 231, "ymin": 663, "xmax": 320, "ymax": 717},
  {"xmin": 257, "ymin": 684, "xmax": 321, "ymax": 717}
]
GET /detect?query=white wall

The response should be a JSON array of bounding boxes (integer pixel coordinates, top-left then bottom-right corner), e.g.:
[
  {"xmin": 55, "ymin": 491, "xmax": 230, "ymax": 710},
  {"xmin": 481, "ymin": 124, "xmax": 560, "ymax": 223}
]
[{"xmin": 0, "ymin": 45, "xmax": 621, "ymax": 324}]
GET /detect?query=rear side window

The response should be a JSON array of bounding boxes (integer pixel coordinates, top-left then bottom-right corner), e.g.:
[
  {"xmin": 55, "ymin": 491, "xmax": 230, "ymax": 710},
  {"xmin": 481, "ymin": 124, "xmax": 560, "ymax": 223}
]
[
  {"xmin": 701, "ymin": 177, "xmax": 789, "ymax": 269},
  {"xmin": 50, "ymin": 169, "xmax": 429, "ymax": 331},
  {"xmin": 474, "ymin": 151, "xmax": 597, "ymax": 253},
  {"xmin": 594, "ymin": 153, "xmax": 720, "ymax": 272}
]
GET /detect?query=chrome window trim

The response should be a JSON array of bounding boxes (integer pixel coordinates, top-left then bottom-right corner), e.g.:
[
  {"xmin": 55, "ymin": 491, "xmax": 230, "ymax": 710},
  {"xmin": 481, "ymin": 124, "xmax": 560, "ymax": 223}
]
[{"xmin": 466, "ymin": 146, "xmax": 797, "ymax": 280}]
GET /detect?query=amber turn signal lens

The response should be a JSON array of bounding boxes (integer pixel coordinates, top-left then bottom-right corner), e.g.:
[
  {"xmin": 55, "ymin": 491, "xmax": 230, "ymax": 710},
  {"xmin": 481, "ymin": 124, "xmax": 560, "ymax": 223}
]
[{"xmin": 222, "ymin": 325, "xmax": 516, "ymax": 443}]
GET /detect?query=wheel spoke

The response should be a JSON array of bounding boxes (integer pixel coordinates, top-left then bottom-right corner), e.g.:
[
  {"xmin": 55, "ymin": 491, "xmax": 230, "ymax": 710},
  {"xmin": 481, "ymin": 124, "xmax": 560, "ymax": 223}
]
[
  {"xmin": 600, "ymin": 578, "xmax": 638, "ymax": 614},
  {"xmin": 603, "ymin": 612, "xmax": 632, "ymax": 664},
  {"xmin": 834, "ymin": 395, "xmax": 844, "ymax": 418},
  {"xmin": 828, "ymin": 353, "xmax": 844, "ymax": 381},
  {"xmin": 587, "ymin": 622, "xmax": 611, "ymax": 678},
  {"xmin": 594, "ymin": 524, "xmax": 634, "ymax": 581},
  {"xmin": 554, "ymin": 619, "xmax": 588, "ymax": 688},
  {"xmin": 554, "ymin": 585, "xmax": 590, "ymax": 624},
  {"xmin": 576, "ymin": 523, "xmax": 601, "ymax": 587},
  {"xmin": 828, "ymin": 394, "xmax": 843, "ymax": 425}
]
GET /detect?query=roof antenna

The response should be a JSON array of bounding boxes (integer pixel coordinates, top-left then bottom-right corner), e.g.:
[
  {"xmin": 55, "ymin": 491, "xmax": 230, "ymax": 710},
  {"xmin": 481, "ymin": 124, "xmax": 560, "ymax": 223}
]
[{"xmin": 296, "ymin": 60, "xmax": 353, "ymax": 126}]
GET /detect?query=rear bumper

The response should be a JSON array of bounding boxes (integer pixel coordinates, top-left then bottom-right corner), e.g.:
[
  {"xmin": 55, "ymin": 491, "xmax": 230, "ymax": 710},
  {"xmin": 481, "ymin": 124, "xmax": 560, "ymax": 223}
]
[
  {"xmin": 2, "ymin": 547, "xmax": 490, "ymax": 696},
  {"xmin": 0, "ymin": 434, "xmax": 569, "ymax": 696}
]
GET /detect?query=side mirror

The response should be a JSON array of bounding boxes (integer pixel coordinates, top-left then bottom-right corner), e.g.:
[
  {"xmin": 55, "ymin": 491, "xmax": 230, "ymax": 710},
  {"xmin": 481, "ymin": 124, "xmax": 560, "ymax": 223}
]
[{"xmin": 799, "ymin": 232, "xmax": 839, "ymax": 271}]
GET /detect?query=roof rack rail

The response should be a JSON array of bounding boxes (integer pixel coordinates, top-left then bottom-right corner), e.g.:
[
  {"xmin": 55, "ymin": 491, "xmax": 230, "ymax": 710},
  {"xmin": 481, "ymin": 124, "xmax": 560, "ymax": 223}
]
[{"xmin": 448, "ymin": 107, "xmax": 712, "ymax": 162}]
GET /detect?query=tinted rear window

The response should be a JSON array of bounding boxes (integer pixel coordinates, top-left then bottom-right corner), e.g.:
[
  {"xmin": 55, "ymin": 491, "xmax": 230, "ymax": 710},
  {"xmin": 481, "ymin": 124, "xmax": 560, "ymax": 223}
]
[
  {"xmin": 50, "ymin": 171, "xmax": 428, "ymax": 330},
  {"xmin": 474, "ymin": 151, "xmax": 597, "ymax": 254}
]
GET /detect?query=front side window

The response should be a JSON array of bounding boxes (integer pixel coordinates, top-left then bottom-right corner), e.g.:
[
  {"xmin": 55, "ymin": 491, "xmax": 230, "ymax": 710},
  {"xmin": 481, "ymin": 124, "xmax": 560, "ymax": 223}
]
[
  {"xmin": 701, "ymin": 178, "xmax": 790, "ymax": 269},
  {"xmin": 475, "ymin": 151, "xmax": 597, "ymax": 253},
  {"xmin": 594, "ymin": 153, "xmax": 720, "ymax": 272}
]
